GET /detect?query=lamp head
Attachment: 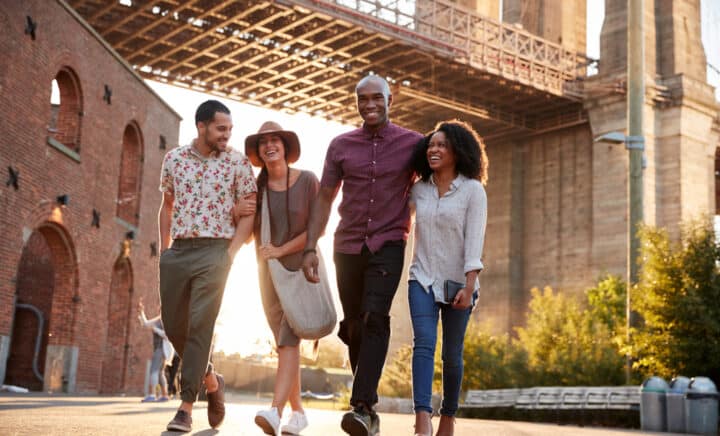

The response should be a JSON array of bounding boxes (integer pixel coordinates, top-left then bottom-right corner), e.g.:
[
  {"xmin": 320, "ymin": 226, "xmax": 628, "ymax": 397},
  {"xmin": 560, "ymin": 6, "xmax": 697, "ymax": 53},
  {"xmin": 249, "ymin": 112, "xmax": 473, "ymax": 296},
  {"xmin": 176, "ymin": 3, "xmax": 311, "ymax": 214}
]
[{"xmin": 593, "ymin": 131, "xmax": 627, "ymax": 144}]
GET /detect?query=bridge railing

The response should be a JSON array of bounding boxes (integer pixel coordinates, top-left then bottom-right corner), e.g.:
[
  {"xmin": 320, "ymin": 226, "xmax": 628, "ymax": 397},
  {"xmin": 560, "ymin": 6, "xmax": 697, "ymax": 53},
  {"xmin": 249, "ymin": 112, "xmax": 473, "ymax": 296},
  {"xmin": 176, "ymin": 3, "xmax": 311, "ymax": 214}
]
[{"xmin": 317, "ymin": 0, "xmax": 585, "ymax": 95}]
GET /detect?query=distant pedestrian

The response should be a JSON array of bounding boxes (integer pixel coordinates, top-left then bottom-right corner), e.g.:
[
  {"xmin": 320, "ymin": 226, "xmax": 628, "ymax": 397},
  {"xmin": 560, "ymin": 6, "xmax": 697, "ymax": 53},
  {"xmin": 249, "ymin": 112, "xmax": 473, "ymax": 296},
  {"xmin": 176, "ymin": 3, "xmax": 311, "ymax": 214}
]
[
  {"xmin": 408, "ymin": 120, "xmax": 488, "ymax": 436},
  {"xmin": 158, "ymin": 99, "xmax": 256, "ymax": 432},
  {"xmin": 137, "ymin": 300, "xmax": 172, "ymax": 403},
  {"xmin": 165, "ymin": 352, "xmax": 181, "ymax": 399}
]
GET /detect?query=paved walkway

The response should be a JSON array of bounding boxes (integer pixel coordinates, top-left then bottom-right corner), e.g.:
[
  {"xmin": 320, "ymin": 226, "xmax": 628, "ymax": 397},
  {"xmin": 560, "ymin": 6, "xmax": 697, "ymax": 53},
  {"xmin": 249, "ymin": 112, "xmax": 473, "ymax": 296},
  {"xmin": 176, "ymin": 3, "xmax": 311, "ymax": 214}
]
[{"xmin": 0, "ymin": 393, "xmax": 679, "ymax": 436}]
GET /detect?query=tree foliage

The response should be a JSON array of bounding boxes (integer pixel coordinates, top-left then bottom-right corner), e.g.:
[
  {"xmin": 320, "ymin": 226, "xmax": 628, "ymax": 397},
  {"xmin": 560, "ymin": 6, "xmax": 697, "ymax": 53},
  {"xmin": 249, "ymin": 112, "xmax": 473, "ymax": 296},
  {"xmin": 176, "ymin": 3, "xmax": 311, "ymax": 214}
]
[
  {"xmin": 515, "ymin": 285, "xmax": 625, "ymax": 386},
  {"xmin": 632, "ymin": 218, "xmax": 720, "ymax": 382},
  {"xmin": 377, "ymin": 345, "xmax": 414, "ymax": 398},
  {"xmin": 462, "ymin": 324, "xmax": 529, "ymax": 389}
]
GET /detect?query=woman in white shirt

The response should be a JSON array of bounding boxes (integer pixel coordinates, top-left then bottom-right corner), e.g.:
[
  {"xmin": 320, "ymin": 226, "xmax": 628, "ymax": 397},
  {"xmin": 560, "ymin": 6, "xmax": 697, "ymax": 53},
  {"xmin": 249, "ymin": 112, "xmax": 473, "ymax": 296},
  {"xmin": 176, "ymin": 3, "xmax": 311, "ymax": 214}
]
[{"xmin": 408, "ymin": 120, "xmax": 488, "ymax": 436}]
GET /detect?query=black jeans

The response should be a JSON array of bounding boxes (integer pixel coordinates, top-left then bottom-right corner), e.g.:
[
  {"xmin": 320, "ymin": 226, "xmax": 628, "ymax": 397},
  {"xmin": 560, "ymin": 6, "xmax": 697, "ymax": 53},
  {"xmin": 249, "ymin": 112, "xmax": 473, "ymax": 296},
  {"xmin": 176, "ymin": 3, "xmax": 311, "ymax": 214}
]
[{"xmin": 334, "ymin": 241, "xmax": 405, "ymax": 408}]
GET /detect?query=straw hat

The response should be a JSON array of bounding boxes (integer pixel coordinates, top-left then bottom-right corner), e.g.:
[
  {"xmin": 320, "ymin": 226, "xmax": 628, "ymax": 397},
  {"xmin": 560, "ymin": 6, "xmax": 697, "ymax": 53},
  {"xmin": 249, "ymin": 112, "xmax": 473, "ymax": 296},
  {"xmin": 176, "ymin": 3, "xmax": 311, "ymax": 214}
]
[{"xmin": 244, "ymin": 121, "xmax": 300, "ymax": 167}]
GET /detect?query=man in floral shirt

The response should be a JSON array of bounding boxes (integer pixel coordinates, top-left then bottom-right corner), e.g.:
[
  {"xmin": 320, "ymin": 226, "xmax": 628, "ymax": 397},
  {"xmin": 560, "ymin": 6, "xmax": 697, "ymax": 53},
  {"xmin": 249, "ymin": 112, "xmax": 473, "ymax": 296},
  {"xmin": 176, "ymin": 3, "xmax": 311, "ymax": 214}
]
[{"xmin": 158, "ymin": 100, "xmax": 256, "ymax": 432}]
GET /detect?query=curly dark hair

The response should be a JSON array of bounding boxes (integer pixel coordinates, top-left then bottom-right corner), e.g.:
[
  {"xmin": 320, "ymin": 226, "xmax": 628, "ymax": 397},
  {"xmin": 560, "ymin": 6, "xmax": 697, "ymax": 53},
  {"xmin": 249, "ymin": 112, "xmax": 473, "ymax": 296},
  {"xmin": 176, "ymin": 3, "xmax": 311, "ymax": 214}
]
[{"xmin": 412, "ymin": 119, "xmax": 488, "ymax": 184}]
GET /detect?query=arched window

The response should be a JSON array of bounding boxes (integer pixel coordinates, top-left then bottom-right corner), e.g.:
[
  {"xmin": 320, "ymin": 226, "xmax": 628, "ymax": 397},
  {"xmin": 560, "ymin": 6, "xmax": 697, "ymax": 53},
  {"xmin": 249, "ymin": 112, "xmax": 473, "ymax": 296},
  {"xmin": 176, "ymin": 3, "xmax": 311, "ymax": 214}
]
[
  {"xmin": 48, "ymin": 67, "xmax": 82, "ymax": 154},
  {"xmin": 116, "ymin": 123, "xmax": 144, "ymax": 227}
]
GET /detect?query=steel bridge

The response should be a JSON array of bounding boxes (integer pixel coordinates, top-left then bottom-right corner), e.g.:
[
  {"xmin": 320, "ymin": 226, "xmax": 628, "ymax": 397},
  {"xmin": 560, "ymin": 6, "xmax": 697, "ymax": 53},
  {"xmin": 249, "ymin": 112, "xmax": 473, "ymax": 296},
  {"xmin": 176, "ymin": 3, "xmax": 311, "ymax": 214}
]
[{"xmin": 67, "ymin": 0, "xmax": 589, "ymax": 138}]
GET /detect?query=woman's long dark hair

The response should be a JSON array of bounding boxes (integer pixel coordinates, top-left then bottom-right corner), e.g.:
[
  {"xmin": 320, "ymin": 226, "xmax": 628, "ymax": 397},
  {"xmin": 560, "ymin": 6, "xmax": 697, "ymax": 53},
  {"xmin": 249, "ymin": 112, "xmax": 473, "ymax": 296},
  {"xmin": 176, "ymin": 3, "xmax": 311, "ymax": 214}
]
[
  {"xmin": 412, "ymin": 119, "xmax": 488, "ymax": 184},
  {"xmin": 255, "ymin": 140, "xmax": 291, "ymax": 232}
]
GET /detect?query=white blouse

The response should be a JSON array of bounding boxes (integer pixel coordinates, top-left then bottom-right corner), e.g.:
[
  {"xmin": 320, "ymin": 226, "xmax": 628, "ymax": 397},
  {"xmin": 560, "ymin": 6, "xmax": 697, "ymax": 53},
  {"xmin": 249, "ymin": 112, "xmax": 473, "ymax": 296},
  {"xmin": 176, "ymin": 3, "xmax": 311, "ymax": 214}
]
[{"xmin": 409, "ymin": 174, "xmax": 487, "ymax": 302}]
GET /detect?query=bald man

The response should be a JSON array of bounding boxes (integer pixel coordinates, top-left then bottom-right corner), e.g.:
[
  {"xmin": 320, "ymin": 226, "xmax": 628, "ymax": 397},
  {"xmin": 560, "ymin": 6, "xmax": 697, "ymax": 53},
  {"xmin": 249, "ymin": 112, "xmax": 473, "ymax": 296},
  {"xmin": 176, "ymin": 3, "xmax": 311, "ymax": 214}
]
[{"xmin": 302, "ymin": 75, "xmax": 423, "ymax": 436}]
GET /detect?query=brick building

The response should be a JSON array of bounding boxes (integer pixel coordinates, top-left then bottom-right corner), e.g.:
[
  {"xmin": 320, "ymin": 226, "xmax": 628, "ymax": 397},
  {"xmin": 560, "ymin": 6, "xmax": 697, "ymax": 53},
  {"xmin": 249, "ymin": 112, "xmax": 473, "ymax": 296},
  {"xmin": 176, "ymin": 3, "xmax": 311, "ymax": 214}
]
[{"xmin": 0, "ymin": 0, "xmax": 180, "ymax": 394}]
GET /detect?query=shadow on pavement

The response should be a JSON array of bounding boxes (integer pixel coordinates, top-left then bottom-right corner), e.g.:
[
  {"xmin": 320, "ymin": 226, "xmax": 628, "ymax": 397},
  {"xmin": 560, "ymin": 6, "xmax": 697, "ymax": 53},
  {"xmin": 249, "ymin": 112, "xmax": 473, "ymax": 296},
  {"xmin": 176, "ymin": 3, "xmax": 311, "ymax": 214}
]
[
  {"xmin": 161, "ymin": 430, "xmax": 218, "ymax": 436},
  {"xmin": 0, "ymin": 399, "xmax": 127, "ymax": 411}
]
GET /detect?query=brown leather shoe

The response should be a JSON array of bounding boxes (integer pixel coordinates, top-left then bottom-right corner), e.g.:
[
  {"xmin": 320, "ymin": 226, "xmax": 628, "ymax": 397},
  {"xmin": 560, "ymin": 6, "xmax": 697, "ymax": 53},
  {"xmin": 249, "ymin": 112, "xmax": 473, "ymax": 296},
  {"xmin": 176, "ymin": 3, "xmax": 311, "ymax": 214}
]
[
  {"xmin": 206, "ymin": 373, "xmax": 225, "ymax": 428},
  {"xmin": 167, "ymin": 409, "xmax": 192, "ymax": 432}
]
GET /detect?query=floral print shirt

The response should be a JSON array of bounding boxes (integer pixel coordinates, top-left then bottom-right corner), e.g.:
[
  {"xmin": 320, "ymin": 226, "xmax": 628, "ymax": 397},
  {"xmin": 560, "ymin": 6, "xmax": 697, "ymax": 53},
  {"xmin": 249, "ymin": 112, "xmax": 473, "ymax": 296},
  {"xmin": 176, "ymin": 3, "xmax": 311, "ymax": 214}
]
[{"xmin": 159, "ymin": 144, "xmax": 256, "ymax": 240}]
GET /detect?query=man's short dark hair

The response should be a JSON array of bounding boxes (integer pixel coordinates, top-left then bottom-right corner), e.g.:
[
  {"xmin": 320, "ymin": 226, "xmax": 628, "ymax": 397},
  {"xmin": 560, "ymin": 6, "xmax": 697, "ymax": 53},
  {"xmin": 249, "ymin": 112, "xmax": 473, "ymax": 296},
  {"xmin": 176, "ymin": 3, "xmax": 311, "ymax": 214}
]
[{"xmin": 195, "ymin": 100, "xmax": 230, "ymax": 125}]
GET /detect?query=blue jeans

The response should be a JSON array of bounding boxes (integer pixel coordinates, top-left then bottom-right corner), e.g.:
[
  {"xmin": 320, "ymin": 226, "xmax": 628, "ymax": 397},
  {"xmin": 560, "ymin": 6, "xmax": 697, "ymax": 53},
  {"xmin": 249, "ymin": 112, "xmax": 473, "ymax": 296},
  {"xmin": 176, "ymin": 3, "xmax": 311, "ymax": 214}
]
[{"xmin": 408, "ymin": 280, "xmax": 473, "ymax": 416}]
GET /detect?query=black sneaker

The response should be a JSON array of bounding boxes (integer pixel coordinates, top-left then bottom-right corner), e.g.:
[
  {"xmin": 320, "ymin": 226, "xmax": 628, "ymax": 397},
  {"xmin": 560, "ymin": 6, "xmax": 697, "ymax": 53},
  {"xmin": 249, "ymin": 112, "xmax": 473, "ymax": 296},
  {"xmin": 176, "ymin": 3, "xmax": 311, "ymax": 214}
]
[
  {"xmin": 166, "ymin": 409, "xmax": 192, "ymax": 433},
  {"xmin": 341, "ymin": 407, "xmax": 379, "ymax": 436},
  {"xmin": 369, "ymin": 410, "xmax": 380, "ymax": 435}
]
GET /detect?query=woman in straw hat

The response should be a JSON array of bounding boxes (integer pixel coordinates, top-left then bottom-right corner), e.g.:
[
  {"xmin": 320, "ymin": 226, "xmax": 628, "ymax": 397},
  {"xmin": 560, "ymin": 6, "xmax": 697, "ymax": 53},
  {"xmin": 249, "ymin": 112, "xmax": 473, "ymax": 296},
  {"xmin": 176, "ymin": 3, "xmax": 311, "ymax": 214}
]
[{"xmin": 244, "ymin": 121, "xmax": 319, "ymax": 435}]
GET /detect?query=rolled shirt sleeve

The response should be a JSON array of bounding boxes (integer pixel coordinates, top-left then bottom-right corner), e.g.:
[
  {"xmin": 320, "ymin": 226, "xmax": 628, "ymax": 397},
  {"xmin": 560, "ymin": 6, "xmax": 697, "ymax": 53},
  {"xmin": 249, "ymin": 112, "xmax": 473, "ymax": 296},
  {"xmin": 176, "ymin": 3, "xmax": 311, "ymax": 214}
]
[
  {"xmin": 320, "ymin": 139, "xmax": 342, "ymax": 190},
  {"xmin": 463, "ymin": 182, "xmax": 487, "ymax": 274},
  {"xmin": 159, "ymin": 152, "xmax": 174, "ymax": 194},
  {"xmin": 234, "ymin": 156, "xmax": 257, "ymax": 201}
]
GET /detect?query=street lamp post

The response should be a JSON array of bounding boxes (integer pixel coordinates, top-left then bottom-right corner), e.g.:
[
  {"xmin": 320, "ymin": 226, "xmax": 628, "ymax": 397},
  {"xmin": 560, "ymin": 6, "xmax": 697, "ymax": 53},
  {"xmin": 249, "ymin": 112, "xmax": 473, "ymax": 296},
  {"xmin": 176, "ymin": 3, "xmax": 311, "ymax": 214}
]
[
  {"xmin": 592, "ymin": 0, "xmax": 645, "ymax": 386},
  {"xmin": 593, "ymin": 129, "xmax": 644, "ymax": 385},
  {"xmin": 626, "ymin": 0, "xmax": 645, "ymax": 385}
]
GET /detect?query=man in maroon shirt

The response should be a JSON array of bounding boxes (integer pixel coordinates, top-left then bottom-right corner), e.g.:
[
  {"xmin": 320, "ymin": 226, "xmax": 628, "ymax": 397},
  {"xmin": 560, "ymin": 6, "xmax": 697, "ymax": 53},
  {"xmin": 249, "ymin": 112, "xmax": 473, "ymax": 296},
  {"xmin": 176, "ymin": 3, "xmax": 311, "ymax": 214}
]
[{"xmin": 302, "ymin": 75, "xmax": 423, "ymax": 436}]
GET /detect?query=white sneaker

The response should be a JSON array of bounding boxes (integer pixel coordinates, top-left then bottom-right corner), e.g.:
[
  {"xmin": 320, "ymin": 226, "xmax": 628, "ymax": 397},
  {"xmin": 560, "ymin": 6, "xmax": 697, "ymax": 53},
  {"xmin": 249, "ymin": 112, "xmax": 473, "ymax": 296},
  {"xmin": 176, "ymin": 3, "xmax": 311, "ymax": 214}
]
[
  {"xmin": 281, "ymin": 410, "xmax": 309, "ymax": 435},
  {"xmin": 255, "ymin": 407, "xmax": 280, "ymax": 435}
]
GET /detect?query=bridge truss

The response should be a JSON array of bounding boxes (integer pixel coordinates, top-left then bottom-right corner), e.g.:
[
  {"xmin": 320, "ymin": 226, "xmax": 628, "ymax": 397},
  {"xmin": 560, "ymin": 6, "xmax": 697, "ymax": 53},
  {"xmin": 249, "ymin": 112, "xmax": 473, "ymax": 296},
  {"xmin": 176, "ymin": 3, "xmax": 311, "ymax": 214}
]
[{"xmin": 66, "ymin": 0, "xmax": 589, "ymax": 138}]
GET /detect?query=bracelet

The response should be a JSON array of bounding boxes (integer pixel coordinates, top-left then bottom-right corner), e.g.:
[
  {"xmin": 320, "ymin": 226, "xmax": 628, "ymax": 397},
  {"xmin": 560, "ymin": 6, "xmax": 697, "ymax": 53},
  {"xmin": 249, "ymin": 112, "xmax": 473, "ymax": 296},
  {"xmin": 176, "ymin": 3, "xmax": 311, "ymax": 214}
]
[{"xmin": 302, "ymin": 248, "xmax": 316, "ymax": 256}]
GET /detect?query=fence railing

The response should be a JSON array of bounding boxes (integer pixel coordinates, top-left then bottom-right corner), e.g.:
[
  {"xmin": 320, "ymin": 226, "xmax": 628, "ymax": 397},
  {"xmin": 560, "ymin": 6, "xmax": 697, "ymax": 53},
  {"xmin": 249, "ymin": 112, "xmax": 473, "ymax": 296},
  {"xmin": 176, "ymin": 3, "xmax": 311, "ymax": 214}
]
[
  {"xmin": 462, "ymin": 386, "xmax": 640, "ymax": 410},
  {"xmin": 306, "ymin": 0, "xmax": 586, "ymax": 95}
]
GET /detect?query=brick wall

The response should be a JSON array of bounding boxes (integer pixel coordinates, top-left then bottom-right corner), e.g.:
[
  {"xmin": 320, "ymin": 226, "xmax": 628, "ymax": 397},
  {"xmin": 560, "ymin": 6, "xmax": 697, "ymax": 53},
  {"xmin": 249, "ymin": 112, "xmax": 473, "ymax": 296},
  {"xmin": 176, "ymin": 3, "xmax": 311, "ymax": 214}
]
[{"xmin": 0, "ymin": 0, "xmax": 180, "ymax": 394}]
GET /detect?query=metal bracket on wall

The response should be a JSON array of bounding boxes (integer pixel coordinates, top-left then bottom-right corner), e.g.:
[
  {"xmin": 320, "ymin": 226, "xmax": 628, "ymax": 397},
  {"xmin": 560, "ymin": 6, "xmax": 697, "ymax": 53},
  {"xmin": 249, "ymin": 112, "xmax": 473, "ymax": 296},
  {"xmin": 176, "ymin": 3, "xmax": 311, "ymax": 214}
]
[
  {"xmin": 91, "ymin": 209, "xmax": 100, "ymax": 228},
  {"xmin": 24, "ymin": 16, "xmax": 37, "ymax": 40},
  {"xmin": 625, "ymin": 136, "xmax": 645, "ymax": 150},
  {"xmin": 103, "ymin": 85, "xmax": 112, "ymax": 104},
  {"xmin": 6, "ymin": 166, "xmax": 19, "ymax": 190}
]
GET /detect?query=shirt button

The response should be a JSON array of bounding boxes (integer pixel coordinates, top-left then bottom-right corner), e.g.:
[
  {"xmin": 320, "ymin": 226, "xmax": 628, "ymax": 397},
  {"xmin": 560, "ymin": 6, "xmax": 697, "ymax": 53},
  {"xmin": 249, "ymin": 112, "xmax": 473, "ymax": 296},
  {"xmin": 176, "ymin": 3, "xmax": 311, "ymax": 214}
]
[
  {"xmin": 372, "ymin": 161, "xmax": 376, "ymax": 165},
  {"xmin": 370, "ymin": 199, "xmax": 374, "ymax": 203},
  {"xmin": 371, "ymin": 178, "xmax": 375, "ymax": 183},
  {"xmin": 368, "ymin": 218, "xmax": 372, "ymax": 222}
]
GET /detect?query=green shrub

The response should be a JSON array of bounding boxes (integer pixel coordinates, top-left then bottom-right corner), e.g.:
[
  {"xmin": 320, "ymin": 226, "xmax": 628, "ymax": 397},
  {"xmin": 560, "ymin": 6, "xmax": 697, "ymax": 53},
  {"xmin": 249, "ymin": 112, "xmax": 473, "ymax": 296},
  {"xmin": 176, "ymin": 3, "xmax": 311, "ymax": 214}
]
[
  {"xmin": 463, "ymin": 322, "xmax": 529, "ymax": 389},
  {"xmin": 632, "ymin": 218, "xmax": 720, "ymax": 382},
  {"xmin": 377, "ymin": 345, "xmax": 414, "ymax": 398},
  {"xmin": 515, "ymin": 286, "xmax": 625, "ymax": 386}
]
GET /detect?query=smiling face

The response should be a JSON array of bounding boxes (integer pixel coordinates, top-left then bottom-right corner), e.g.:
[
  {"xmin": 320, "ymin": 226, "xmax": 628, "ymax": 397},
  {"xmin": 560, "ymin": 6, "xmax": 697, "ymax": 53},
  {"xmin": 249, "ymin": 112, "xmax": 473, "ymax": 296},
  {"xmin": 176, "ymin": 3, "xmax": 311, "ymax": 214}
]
[
  {"xmin": 427, "ymin": 131, "xmax": 457, "ymax": 173},
  {"xmin": 257, "ymin": 133, "xmax": 286, "ymax": 165},
  {"xmin": 356, "ymin": 77, "xmax": 392, "ymax": 130},
  {"xmin": 199, "ymin": 111, "xmax": 233, "ymax": 153}
]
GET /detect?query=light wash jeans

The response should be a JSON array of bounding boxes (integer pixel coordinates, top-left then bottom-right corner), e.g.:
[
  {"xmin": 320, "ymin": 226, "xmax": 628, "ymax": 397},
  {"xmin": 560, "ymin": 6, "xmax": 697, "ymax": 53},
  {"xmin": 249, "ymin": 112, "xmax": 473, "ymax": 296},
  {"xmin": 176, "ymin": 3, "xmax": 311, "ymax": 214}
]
[
  {"xmin": 408, "ymin": 280, "xmax": 474, "ymax": 416},
  {"xmin": 147, "ymin": 347, "xmax": 167, "ymax": 396}
]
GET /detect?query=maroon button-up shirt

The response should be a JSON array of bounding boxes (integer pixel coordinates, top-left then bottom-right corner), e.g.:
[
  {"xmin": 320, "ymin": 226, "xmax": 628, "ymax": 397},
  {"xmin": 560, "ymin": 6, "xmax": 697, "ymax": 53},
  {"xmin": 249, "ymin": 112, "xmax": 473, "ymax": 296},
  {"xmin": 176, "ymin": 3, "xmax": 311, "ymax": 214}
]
[{"xmin": 321, "ymin": 122, "xmax": 423, "ymax": 254}]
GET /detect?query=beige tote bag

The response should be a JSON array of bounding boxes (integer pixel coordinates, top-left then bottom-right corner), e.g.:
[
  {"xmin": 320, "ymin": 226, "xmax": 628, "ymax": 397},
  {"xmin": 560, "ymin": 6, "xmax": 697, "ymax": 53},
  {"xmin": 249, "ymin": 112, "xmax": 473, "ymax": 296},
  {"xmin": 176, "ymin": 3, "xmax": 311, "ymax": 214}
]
[{"xmin": 261, "ymin": 190, "xmax": 337, "ymax": 339}]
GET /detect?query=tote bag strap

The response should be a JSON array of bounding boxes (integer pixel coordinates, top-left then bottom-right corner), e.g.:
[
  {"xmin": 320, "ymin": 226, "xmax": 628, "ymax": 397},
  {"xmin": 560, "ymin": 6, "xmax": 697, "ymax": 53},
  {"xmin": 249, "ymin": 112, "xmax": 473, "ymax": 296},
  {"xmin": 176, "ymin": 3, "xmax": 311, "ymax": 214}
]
[{"xmin": 260, "ymin": 189, "xmax": 272, "ymax": 245}]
